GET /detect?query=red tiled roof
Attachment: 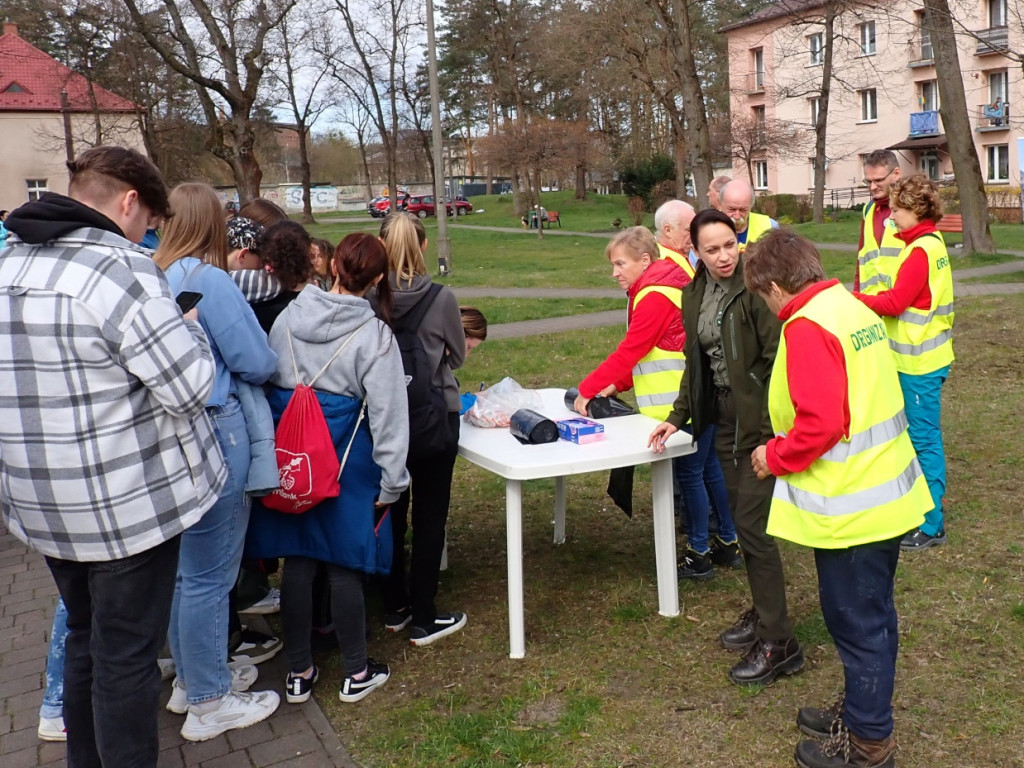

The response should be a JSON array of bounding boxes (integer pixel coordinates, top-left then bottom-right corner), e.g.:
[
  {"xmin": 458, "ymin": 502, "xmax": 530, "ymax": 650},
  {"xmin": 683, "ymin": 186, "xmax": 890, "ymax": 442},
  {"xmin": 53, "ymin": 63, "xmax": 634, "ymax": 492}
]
[
  {"xmin": 0, "ymin": 24, "xmax": 137, "ymax": 113},
  {"xmin": 720, "ymin": 0, "xmax": 828, "ymax": 33}
]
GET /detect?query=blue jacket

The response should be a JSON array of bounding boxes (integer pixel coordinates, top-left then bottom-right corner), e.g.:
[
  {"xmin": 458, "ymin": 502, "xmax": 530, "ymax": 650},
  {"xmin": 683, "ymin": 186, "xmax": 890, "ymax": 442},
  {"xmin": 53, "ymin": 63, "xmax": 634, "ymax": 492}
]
[
  {"xmin": 235, "ymin": 380, "xmax": 278, "ymax": 496},
  {"xmin": 245, "ymin": 387, "xmax": 393, "ymax": 575}
]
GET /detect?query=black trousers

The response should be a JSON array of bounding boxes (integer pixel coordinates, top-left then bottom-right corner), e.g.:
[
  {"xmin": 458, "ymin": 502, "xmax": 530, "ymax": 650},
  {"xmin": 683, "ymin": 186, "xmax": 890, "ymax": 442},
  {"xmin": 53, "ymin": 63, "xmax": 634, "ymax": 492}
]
[
  {"xmin": 714, "ymin": 389, "xmax": 794, "ymax": 641},
  {"xmin": 385, "ymin": 411, "xmax": 461, "ymax": 627}
]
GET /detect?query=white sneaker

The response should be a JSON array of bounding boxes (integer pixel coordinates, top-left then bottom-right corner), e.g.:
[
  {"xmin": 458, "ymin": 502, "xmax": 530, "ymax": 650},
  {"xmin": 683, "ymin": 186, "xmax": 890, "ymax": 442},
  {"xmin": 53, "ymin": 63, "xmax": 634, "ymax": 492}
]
[
  {"xmin": 180, "ymin": 689, "xmax": 280, "ymax": 742},
  {"xmin": 157, "ymin": 657, "xmax": 176, "ymax": 681},
  {"xmin": 166, "ymin": 665, "xmax": 260, "ymax": 714},
  {"xmin": 239, "ymin": 587, "xmax": 280, "ymax": 615},
  {"xmin": 38, "ymin": 716, "xmax": 66, "ymax": 742}
]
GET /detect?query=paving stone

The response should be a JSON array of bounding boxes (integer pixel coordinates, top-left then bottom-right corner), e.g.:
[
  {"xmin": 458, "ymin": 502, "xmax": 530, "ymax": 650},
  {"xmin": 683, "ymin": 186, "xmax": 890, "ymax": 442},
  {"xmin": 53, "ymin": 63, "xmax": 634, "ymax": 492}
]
[
  {"xmin": 1, "ymin": 745, "xmax": 42, "ymax": 768},
  {"xmin": 180, "ymin": 735, "xmax": 232, "ymax": 763},
  {"xmin": 0, "ymin": 673, "xmax": 44, "ymax": 700},
  {"xmin": 157, "ymin": 746, "xmax": 185, "ymax": 768},
  {"xmin": 265, "ymin": 752, "xmax": 337, "ymax": 768},
  {"xmin": 37, "ymin": 741, "xmax": 66, "ymax": 765},
  {"xmin": 268, "ymin": 709, "xmax": 310, "ymax": 738},
  {"xmin": 0, "ymin": 725, "xmax": 42, "ymax": 755},
  {"xmin": 247, "ymin": 732, "xmax": 316, "ymax": 767},
  {"xmin": 225, "ymin": 720, "xmax": 275, "ymax": 751},
  {"xmin": 200, "ymin": 749, "xmax": 256, "ymax": 768}
]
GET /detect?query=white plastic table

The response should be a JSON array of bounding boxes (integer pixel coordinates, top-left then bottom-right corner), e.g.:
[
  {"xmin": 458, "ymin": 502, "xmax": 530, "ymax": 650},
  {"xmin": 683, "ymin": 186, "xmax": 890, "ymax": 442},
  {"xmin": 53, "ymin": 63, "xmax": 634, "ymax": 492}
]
[{"xmin": 457, "ymin": 388, "xmax": 695, "ymax": 658}]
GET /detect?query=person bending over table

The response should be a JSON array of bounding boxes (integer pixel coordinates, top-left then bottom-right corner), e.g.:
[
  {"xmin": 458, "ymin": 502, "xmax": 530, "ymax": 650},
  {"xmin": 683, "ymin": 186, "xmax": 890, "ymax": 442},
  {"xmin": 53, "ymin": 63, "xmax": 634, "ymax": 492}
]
[
  {"xmin": 745, "ymin": 229, "xmax": 930, "ymax": 768},
  {"xmin": 575, "ymin": 226, "xmax": 740, "ymax": 580},
  {"xmin": 648, "ymin": 209, "xmax": 802, "ymax": 687}
]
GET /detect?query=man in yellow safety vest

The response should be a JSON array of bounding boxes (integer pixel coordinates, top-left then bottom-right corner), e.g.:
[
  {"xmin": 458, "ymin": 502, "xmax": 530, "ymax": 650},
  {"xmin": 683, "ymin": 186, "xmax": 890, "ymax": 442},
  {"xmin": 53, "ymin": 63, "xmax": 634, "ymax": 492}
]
[
  {"xmin": 720, "ymin": 180, "xmax": 777, "ymax": 253},
  {"xmin": 857, "ymin": 150, "xmax": 904, "ymax": 295},
  {"xmin": 653, "ymin": 199, "xmax": 697, "ymax": 280}
]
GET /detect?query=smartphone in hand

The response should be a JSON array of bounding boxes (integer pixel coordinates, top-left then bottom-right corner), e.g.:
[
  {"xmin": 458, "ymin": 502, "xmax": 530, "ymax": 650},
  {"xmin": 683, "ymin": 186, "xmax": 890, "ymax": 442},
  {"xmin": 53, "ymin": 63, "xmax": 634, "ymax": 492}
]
[{"xmin": 175, "ymin": 291, "xmax": 203, "ymax": 314}]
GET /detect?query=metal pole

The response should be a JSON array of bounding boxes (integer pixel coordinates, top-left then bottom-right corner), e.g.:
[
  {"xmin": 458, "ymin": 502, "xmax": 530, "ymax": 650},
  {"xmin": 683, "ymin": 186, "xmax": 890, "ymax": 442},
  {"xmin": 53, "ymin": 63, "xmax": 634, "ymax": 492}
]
[{"xmin": 425, "ymin": 0, "xmax": 451, "ymax": 274}]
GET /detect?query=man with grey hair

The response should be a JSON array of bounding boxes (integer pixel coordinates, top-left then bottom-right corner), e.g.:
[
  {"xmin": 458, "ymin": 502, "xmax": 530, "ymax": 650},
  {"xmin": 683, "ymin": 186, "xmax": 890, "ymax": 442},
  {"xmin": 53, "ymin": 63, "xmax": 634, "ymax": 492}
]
[
  {"xmin": 720, "ymin": 179, "xmax": 778, "ymax": 252},
  {"xmin": 857, "ymin": 149, "xmax": 903, "ymax": 294},
  {"xmin": 708, "ymin": 176, "xmax": 732, "ymax": 210},
  {"xmin": 654, "ymin": 199, "xmax": 697, "ymax": 277}
]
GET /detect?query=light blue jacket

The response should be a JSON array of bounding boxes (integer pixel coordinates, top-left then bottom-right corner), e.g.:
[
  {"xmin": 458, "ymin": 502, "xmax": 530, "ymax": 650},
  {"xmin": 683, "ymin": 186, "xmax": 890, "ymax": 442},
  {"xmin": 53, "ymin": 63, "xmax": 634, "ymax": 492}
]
[{"xmin": 235, "ymin": 380, "xmax": 278, "ymax": 495}]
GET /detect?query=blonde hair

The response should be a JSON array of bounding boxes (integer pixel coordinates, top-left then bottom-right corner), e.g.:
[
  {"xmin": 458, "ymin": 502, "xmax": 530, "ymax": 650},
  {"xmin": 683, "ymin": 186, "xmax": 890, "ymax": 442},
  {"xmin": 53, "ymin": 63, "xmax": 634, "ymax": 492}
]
[
  {"xmin": 605, "ymin": 226, "xmax": 660, "ymax": 262},
  {"xmin": 379, "ymin": 212, "xmax": 427, "ymax": 287},
  {"xmin": 154, "ymin": 183, "xmax": 228, "ymax": 272}
]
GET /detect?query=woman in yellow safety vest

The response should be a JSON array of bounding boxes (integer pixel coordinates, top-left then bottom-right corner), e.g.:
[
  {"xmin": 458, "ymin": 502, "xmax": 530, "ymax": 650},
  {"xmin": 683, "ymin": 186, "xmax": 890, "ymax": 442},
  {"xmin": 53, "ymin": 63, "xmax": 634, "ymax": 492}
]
[
  {"xmin": 575, "ymin": 226, "xmax": 740, "ymax": 579},
  {"xmin": 745, "ymin": 229, "xmax": 930, "ymax": 768},
  {"xmin": 852, "ymin": 174, "xmax": 954, "ymax": 552}
]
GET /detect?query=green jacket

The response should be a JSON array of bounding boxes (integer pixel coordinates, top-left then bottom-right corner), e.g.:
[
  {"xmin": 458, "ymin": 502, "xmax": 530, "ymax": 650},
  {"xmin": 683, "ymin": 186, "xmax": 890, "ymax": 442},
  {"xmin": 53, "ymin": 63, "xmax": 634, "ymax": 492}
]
[{"xmin": 665, "ymin": 257, "xmax": 781, "ymax": 456}]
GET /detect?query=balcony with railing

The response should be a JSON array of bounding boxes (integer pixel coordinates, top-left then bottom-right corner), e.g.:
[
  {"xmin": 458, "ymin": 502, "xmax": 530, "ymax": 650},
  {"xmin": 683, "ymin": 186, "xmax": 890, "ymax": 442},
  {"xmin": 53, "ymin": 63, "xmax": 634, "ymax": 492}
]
[
  {"xmin": 909, "ymin": 110, "xmax": 941, "ymax": 136},
  {"xmin": 977, "ymin": 102, "xmax": 1010, "ymax": 130},
  {"xmin": 908, "ymin": 36, "xmax": 934, "ymax": 67},
  {"xmin": 976, "ymin": 26, "xmax": 1009, "ymax": 55},
  {"xmin": 745, "ymin": 71, "xmax": 766, "ymax": 94}
]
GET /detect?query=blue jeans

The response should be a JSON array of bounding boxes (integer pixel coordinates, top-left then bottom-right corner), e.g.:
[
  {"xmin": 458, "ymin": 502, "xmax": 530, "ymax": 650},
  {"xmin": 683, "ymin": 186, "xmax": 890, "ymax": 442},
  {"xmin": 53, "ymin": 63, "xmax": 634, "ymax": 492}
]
[
  {"xmin": 40, "ymin": 597, "xmax": 70, "ymax": 719},
  {"xmin": 898, "ymin": 366, "xmax": 948, "ymax": 535},
  {"xmin": 169, "ymin": 400, "xmax": 252, "ymax": 704},
  {"xmin": 677, "ymin": 424, "xmax": 737, "ymax": 553},
  {"xmin": 815, "ymin": 535, "xmax": 902, "ymax": 741},
  {"xmin": 46, "ymin": 535, "xmax": 181, "ymax": 768}
]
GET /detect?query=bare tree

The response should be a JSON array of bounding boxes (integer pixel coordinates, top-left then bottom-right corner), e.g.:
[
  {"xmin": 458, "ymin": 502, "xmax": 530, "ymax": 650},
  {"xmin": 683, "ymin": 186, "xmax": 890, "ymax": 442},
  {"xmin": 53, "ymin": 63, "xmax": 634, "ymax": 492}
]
[
  {"xmin": 122, "ymin": 0, "xmax": 297, "ymax": 202},
  {"xmin": 729, "ymin": 112, "xmax": 805, "ymax": 187}
]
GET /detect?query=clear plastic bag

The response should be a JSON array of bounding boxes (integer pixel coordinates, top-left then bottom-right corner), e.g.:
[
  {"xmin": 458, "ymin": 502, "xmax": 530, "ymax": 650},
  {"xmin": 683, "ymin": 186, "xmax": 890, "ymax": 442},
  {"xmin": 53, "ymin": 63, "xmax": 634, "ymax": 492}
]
[{"xmin": 463, "ymin": 377, "xmax": 543, "ymax": 428}]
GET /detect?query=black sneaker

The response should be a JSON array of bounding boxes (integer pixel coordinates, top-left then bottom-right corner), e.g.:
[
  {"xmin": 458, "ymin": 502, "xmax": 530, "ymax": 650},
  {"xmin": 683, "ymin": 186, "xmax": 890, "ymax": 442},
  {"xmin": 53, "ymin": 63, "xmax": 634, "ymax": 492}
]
[
  {"xmin": 797, "ymin": 693, "xmax": 844, "ymax": 738},
  {"xmin": 900, "ymin": 528, "xmax": 946, "ymax": 551},
  {"xmin": 384, "ymin": 606, "xmax": 412, "ymax": 633},
  {"xmin": 285, "ymin": 666, "xmax": 319, "ymax": 704},
  {"xmin": 409, "ymin": 611, "xmax": 467, "ymax": 647},
  {"xmin": 677, "ymin": 549, "xmax": 714, "ymax": 581},
  {"xmin": 229, "ymin": 627, "xmax": 283, "ymax": 667},
  {"xmin": 719, "ymin": 608, "xmax": 759, "ymax": 651},
  {"xmin": 339, "ymin": 659, "xmax": 389, "ymax": 703},
  {"xmin": 709, "ymin": 537, "xmax": 743, "ymax": 568}
]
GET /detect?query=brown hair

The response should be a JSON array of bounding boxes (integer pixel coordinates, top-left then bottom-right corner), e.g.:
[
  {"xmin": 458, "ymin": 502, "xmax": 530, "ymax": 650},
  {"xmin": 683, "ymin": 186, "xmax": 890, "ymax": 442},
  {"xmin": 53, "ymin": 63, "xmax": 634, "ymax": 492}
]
[
  {"xmin": 460, "ymin": 306, "xmax": 488, "ymax": 341},
  {"xmin": 379, "ymin": 212, "xmax": 427, "ymax": 286},
  {"xmin": 863, "ymin": 149, "xmax": 899, "ymax": 172},
  {"xmin": 889, "ymin": 174, "xmax": 944, "ymax": 224},
  {"xmin": 334, "ymin": 233, "xmax": 392, "ymax": 325},
  {"xmin": 261, "ymin": 221, "xmax": 312, "ymax": 289},
  {"xmin": 154, "ymin": 182, "xmax": 227, "ymax": 272},
  {"xmin": 742, "ymin": 228, "xmax": 827, "ymax": 297},
  {"xmin": 310, "ymin": 238, "xmax": 334, "ymax": 278},
  {"xmin": 237, "ymin": 198, "xmax": 289, "ymax": 228},
  {"xmin": 604, "ymin": 226, "xmax": 659, "ymax": 262},
  {"xmin": 67, "ymin": 145, "xmax": 171, "ymax": 218}
]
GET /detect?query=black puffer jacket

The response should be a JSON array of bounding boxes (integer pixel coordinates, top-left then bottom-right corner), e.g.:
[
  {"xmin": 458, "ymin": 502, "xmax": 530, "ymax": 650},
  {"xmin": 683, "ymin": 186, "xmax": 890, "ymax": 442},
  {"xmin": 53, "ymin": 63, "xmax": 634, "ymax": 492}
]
[{"xmin": 665, "ymin": 256, "xmax": 781, "ymax": 456}]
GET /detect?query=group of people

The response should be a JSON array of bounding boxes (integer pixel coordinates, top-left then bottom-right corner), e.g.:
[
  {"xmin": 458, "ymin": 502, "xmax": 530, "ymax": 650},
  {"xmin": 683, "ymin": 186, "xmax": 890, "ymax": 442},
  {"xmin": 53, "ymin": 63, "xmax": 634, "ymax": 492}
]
[
  {"xmin": 578, "ymin": 157, "xmax": 953, "ymax": 768},
  {"xmin": 0, "ymin": 146, "xmax": 486, "ymax": 764}
]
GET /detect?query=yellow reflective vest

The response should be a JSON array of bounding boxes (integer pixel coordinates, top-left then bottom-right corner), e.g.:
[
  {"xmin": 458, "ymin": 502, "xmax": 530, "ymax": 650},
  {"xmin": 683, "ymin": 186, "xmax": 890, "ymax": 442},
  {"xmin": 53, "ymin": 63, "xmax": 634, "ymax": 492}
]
[
  {"xmin": 858, "ymin": 201, "xmax": 904, "ymax": 296},
  {"xmin": 875, "ymin": 231, "xmax": 954, "ymax": 375},
  {"xmin": 631, "ymin": 285, "xmax": 686, "ymax": 421},
  {"xmin": 737, "ymin": 212, "xmax": 773, "ymax": 253},
  {"xmin": 657, "ymin": 242, "xmax": 696, "ymax": 280},
  {"xmin": 766, "ymin": 283, "xmax": 930, "ymax": 549}
]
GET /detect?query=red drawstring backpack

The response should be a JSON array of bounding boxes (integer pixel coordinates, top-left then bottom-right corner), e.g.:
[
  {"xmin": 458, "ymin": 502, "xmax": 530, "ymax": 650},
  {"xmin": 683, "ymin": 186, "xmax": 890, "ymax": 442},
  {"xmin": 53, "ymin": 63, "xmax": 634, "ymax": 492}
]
[{"xmin": 263, "ymin": 321, "xmax": 369, "ymax": 514}]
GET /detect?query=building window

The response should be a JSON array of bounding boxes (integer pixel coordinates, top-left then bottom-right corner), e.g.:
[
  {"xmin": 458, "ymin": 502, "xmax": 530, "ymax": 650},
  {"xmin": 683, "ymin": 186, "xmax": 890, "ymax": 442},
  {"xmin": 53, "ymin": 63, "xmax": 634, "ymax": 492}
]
[
  {"xmin": 752, "ymin": 48, "xmax": 765, "ymax": 90},
  {"xmin": 754, "ymin": 161, "xmax": 769, "ymax": 190},
  {"xmin": 809, "ymin": 97, "xmax": 821, "ymax": 127},
  {"xmin": 859, "ymin": 21, "xmax": 876, "ymax": 55},
  {"xmin": 989, "ymin": 0, "xmax": 1007, "ymax": 27},
  {"xmin": 808, "ymin": 33, "xmax": 823, "ymax": 65},
  {"xmin": 989, "ymin": 69, "xmax": 1008, "ymax": 102},
  {"xmin": 26, "ymin": 179, "xmax": 48, "ymax": 202},
  {"xmin": 919, "ymin": 80, "xmax": 939, "ymax": 112},
  {"xmin": 920, "ymin": 153, "xmax": 940, "ymax": 181},
  {"xmin": 916, "ymin": 11, "xmax": 933, "ymax": 60},
  {"xmin": 859, "ymin": 89, "xmax": 877, "ymax": 121},
  {"xmin": 987, "ymin": 144, "xmax": 1009, "ymax": 182}
]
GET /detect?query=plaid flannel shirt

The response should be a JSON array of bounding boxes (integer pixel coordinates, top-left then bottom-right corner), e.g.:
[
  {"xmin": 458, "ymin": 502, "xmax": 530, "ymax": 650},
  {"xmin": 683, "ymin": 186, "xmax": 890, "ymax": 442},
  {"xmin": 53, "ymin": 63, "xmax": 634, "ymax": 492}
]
[{"xmin": 0, "ymin": 227, "xmax": 227, "ymax": 562}]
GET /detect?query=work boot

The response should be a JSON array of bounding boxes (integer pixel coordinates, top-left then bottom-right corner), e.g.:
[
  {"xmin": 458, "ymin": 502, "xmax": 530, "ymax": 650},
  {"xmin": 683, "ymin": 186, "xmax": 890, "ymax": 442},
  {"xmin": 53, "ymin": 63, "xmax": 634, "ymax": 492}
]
[
  {"xmin": 795, "ymin": 721, "xmax": 896, "ymax": 768},
  {"xmin": 709, "ymin": 536, "xmax": 743, "ymax": 568},
  {"xmin": 797, "ymin": 693, "xmax": 845, "ymax": 738},
  {"xmin": 677, "ymin": 549, "xmax": 713, "ymax": 581},
  {"xmin": 719, "ymin": 607, "xmax": 758, "ymax": 650},
  {"xmin": 728, "ymin": 636, "xmax": 804, "ymax": 686}
]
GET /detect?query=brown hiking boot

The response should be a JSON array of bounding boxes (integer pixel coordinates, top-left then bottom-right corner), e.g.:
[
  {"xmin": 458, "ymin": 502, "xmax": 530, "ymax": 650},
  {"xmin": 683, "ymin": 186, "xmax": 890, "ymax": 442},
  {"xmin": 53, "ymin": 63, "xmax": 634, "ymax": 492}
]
[{"xmin": 795, "ymin": 720, "xmax": 896, "ymax": 768}]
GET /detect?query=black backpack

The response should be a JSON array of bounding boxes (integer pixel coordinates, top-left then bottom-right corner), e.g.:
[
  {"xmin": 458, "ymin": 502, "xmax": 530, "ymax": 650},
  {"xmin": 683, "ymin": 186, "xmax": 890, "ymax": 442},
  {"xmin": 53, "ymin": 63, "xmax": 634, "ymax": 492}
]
[{"xmin": 393, "ymin": 283, "xmax": 449, "ymax": 462}]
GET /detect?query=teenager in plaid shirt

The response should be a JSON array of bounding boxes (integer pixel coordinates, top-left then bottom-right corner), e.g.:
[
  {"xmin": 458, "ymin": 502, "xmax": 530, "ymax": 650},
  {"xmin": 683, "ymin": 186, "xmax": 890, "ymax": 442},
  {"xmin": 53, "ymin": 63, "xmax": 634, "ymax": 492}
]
[{"xmin": 0, "ymin": 146, "xmax": 226, "ymax": 767}]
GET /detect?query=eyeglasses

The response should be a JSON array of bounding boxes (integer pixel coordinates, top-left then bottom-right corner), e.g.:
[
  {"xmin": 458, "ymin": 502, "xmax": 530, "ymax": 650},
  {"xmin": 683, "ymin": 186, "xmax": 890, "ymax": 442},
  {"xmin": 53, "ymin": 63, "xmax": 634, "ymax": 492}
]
[{"xmin": 863, "ymin": 168, "xmax": 896, "ymax": 186}]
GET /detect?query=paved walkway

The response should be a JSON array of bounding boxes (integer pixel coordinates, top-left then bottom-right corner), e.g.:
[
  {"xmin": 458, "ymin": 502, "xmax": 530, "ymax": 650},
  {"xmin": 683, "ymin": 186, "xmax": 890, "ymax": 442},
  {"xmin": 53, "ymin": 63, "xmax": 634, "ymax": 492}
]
[{"xmin": 2, "ymin": 246, "xmax": 1022, "ymax": 768}]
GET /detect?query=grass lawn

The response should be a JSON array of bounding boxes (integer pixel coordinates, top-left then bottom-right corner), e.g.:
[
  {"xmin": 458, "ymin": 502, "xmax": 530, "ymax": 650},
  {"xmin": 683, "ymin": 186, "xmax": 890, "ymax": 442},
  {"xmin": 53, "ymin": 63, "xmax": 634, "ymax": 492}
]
[
  {"xmin": 456, "ymin": 297, "xmax": 624, "ymax": 325},
  {"xmin": 295, "ymin": 293, "xmax": 1024, "ymax": 768}
]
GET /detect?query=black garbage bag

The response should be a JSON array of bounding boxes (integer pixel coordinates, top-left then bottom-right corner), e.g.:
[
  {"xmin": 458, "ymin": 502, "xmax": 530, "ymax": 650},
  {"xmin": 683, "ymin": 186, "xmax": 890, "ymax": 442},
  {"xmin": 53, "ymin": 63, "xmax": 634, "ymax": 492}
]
[
  {"xmin": 607, "ymin": 466, "xmax": 634, "ymax": 518},
  {"xmin": 563, "ymin": 387, "xmax": 637, "ymax": 418},
  {"xmin": 509, "ymin": 408, "xmax": 559, "ymax": 445}
]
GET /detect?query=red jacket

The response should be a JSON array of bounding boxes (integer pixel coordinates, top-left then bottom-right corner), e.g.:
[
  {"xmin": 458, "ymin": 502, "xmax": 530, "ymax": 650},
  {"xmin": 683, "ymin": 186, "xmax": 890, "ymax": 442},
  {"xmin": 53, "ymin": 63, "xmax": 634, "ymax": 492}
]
[
  {"xmin": 853, "ymin": 220, "xmax": 934, "ymax": 317},
  {"xmin": 579, "ymin": 259, "xmax": 688, "ymax": 398}
]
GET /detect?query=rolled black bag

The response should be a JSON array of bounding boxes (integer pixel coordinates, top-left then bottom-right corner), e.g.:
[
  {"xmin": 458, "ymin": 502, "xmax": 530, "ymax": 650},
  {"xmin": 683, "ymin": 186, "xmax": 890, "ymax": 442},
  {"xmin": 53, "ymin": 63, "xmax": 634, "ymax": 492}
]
[
  {"xmin": 563, "ymin": 387, "xmax": 637, "ymax": 418},
  {"xmin": 509, "ymin": 408, "xmax": 559, "ymax": 444}
]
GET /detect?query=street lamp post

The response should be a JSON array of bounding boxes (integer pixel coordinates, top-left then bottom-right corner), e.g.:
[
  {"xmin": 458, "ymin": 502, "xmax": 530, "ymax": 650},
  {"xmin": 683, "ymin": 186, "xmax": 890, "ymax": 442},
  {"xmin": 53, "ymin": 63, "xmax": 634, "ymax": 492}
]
[{"xmin": 425, "ymin": 0, "xmax": 451, "ymax": 274}]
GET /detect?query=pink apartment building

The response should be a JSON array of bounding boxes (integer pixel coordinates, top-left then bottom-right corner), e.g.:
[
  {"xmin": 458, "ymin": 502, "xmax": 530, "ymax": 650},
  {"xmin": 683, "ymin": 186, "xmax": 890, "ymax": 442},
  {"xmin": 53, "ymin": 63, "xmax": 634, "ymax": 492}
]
[{"xmin": 723, "ymin": 0, "xmax": 1021, "ymax": 200}]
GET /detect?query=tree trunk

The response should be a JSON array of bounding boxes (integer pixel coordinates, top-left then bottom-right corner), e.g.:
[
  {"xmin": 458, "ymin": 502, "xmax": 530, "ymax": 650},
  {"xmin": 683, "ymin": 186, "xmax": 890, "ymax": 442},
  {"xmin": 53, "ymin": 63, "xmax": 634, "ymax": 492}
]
[
  {"xmin": 575, "ymin": 159, "xmax": 587, "ymax": 200},
  {"xmin": 672, "ymin": 127, "xmax": 688, "ymax": 200},
  {"xmin": 297, "ymin": 122, "xmax": 315, "ymax": 224},
  {"xmin": 811, "ymin": 2, "xmax": 836, "ymax": 224},
  {"xmin": 233, "ymin": 121, "xmax": 263, "ymax": 202},
  {"xmin": 924, "ymin": 0, "xmax": 993, "ymax": 253},
  {"xmin": 668, "ymin": 0, "xmax": 713, "ymax": 207}
]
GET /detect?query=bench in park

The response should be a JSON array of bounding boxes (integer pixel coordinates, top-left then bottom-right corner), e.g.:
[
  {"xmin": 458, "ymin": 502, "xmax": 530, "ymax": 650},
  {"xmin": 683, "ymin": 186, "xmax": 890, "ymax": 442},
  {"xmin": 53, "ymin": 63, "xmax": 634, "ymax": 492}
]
[
  {"xmin": 936, "ymin": 214, "xmax": 963, "ymax": 234},
  {"xmin": 545, "ymin": 211, "xmax": 561, "ymax": 228}
]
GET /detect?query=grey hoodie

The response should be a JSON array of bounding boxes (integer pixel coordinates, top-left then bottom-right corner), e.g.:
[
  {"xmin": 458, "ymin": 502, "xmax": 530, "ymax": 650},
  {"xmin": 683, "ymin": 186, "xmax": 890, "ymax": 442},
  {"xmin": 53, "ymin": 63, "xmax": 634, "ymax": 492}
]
[
  {"xmin": 377, "ymin": 273, "xmax": 465, "ymax": 411},
  {"xmin": 268, "ymin": 285, "xmax": 410, "ymax": 504}
]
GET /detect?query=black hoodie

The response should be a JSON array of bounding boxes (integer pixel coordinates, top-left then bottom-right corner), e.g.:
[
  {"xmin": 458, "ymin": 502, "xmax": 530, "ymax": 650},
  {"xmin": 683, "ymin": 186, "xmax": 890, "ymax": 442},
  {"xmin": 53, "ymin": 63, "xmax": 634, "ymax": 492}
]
[{"xmin": 5, "ymin": 192, "xmax": 124, "ymax": 245}]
